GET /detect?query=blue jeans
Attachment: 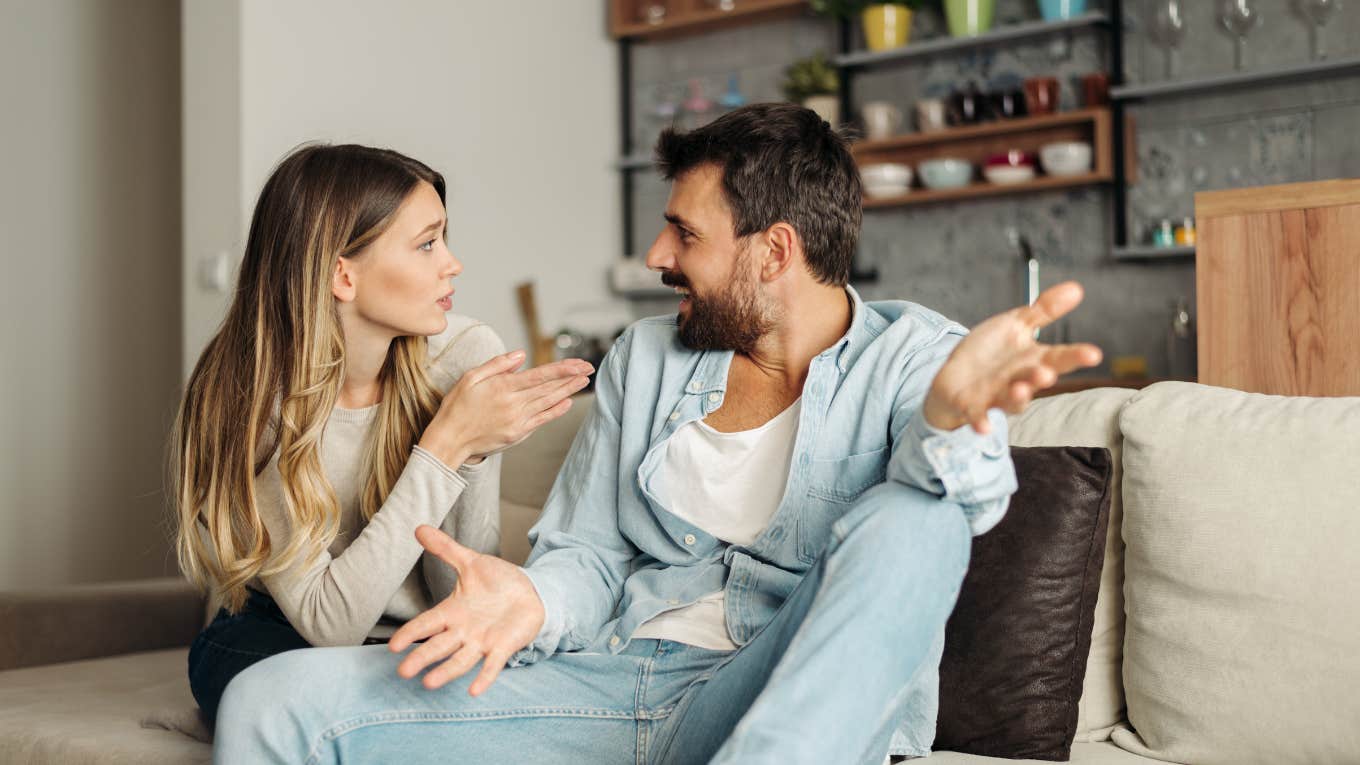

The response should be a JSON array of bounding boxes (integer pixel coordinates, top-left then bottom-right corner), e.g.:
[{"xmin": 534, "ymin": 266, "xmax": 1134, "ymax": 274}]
[{"xmin": 214, "ymin": 483, "xmax": 971, "ymax": 764}]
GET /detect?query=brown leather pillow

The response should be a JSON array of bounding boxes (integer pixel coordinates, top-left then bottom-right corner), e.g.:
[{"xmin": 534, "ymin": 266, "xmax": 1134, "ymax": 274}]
[{"xmin": 934, "ymin": 446, "xmax": 1113, "ymax": 761}]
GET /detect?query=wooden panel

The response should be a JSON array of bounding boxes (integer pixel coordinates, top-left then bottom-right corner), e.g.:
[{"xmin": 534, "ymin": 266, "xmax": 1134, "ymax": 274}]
[
  {"xmin": 1197, "ymin": 198, "xmax": 1360, "ymax": 396},
  {"xmin": 1194, "ymin": 178, "xmax": 1360, "ymax": 218}
]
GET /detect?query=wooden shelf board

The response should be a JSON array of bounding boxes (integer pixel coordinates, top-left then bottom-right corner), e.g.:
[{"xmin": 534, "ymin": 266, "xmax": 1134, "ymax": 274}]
[
  {"xmin": 852, "ymin": 108, "xmax": 1107, "ymax": 154},
  {"xmin": 835, "ymin": 12, "xmax": 1109, "ymax": 70},
  {"xmin": 863, "ymin": 171, "xmax": 1111, "ymax": 208},
  {"xmin": 613, "ymin": 0, "xmax": 808, "ymax": 41}
]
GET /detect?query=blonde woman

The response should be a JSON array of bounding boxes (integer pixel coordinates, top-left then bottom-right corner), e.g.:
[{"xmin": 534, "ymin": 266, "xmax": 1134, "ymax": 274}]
[{"xmin": 170, "ymin": 144, "xmax": 593, "ymax": 724}]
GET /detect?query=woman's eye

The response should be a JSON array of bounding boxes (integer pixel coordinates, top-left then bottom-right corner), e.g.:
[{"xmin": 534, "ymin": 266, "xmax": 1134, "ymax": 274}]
[{"xmin": 419, "ymin": 239, "xmax": 436, "ymax": 252}]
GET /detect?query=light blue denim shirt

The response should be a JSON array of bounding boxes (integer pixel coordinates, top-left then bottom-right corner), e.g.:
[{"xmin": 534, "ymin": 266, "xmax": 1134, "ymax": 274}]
[{"xmin": 512, "ymin": 286, "xmax": 1016, "ymax": 749}]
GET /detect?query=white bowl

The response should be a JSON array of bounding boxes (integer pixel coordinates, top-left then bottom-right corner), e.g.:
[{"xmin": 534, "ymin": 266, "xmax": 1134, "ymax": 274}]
[
  {"xmin": 865, "ymin": 182, "xmax": 911, "ymax": 198},
  {"xmin": 983, "ymin": 165, "xmax": 1036, "ymax": 185},
  {"xmin": 861, "ymin": 163, "xmax": 912, "ymax": 187},
  {"xmin": 1039, "ymin": 142, "xmax": 1093, "ymax": 177},
  {"xmin": 862, "ymin": 163, "xmax": 912, "ymax": 197}
]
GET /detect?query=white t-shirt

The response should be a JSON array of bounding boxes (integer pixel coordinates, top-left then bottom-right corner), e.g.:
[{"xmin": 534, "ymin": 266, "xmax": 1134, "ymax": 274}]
[{"xmin": 632, "ymin": 398, "xmax": 802, "ymax": 650}]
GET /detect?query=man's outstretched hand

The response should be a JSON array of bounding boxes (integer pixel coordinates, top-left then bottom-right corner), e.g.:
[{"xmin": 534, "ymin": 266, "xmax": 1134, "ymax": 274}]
[
  {"xmin": 389, "ymin": 525, "xmax": 545, "ymax": 696},
  {"xmin": 922, "ymin": 281, "xmax": 1103, "ymax": 434}
]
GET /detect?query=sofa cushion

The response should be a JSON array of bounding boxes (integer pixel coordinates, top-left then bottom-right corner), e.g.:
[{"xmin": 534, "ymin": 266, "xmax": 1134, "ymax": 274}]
[
  {"xmin": 0, "ymin": 648, "xmax": 208, "ymax": 764},
  {"xmin": 1113, "ymin": 382, "xmax": 1360, "ymax": 764},
  {"xmin": 928, "ymin": 740, "xmax": 1166, "ymax": 764},
  {"xmin": 936, "ymin": 446, "xmax": 1113, "ymax": 761},
  {"xmin": 1007, "ymin": 387, "xmax": 1137, "ymax": 741}
]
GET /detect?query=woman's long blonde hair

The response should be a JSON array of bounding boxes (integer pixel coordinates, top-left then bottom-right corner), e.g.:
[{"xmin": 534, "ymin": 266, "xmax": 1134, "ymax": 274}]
[{"xmin": 171, "ymin": 144, "xmax": 446, "ymax": 612}]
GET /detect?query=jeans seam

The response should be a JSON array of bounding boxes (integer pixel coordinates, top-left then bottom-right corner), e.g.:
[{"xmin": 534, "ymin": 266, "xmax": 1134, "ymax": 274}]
[
  {"xmin": 305, "ymin": 708, "xmax": 640, "ymax": 765},
  {"xmin": 195, "ymin": 638, "xmax": 285, "ymax": 659}
]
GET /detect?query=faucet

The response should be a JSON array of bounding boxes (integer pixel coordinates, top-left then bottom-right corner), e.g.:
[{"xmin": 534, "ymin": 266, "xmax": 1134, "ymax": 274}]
[{"xmin": 1006, "ymin": 228, "xmax": 1041, "ymax": 339}]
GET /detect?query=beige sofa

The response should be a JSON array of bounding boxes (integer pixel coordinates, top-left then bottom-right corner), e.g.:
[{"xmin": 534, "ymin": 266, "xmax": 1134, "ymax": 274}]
[{"xmin": 2, "ymin": 382, "xmax": 1356, "ymax": 764}]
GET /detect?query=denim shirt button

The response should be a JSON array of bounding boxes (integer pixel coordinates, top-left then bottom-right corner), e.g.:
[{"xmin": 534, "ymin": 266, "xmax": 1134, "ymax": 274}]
[
  {"xmin": 668, "ymin": 412, "xmax": 680, "ymax": 421},
  {"xmin": 609, "ymin": 635, "xmax": 621, "ymax": 647},
  {"xmin": 708, "ymin": 392, "xmax": 721, "ymax": 404},
  {"xmin": 683, "ymin": 534, "xmax": 697, "ymax": 545},
  {"xmin": 667, "ymin": 599, "xmax": 680, "ymax": 605}
]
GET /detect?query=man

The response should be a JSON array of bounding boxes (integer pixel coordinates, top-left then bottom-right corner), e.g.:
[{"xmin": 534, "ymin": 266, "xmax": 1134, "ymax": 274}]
[{"xmin": 215, "ymin": 103, "xmax": 1101, "ymax": 764}]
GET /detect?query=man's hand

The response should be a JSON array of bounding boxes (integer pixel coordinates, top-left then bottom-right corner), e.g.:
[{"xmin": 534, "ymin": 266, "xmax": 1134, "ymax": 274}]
[
  {"xmin": 389, "ymin": 526, "xmax": 546, "ymax": 696},
  {"xmin": 922, "ymin": 281, "xmax": 1102, "ymax": 434}
]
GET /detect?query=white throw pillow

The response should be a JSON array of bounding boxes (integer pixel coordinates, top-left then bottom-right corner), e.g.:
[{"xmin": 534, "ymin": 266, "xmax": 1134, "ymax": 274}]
[{"xmin": 1113, "ymin": 382, "xmax": 1360, "ymax": 764}]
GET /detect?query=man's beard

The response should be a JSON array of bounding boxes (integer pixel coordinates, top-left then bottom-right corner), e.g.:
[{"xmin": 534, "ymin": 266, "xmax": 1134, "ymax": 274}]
[{"xmin": 663, "ymin": 255, "xmax": 771, "ymax": 354}]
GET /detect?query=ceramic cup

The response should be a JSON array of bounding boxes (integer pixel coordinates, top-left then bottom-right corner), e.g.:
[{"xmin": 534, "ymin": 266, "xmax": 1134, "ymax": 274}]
[
  {"xmin": 915, "ymin": 98, "xmax": 948, "ymax": 132},
  {"xmin": 987, "ymin": 88, "xmax": 1027, "ymax": 120},
  {"xmin": 1023, "ymin": 76, "xmax": 1060, "ymax": 115},
  {"xmin": 1081, "ymin": 72, "xmax": 1110, "ymax": 107},
  {"xmin": 862, "ymin": 101, "xmax": 904, "ymax": 140}
]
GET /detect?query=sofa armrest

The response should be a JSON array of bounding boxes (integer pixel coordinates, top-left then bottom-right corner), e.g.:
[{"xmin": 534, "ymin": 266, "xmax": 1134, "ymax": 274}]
[{"xmin": 0, "ymin": 577, "xmax": 205, "ymax": 671}]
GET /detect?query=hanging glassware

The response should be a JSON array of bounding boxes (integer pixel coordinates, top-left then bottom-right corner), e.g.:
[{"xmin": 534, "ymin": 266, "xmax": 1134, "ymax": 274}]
[
  {"xmin": 1299, "ymin": 0, "xmax": 1340, "ymax": 61},
  {"xmin": 1148, "ymin": 1, "xmax": 1187, "ymax": 81},
  {"xmin": 1218, "ymin": 0, "xmax": 1261, "ymax": 72}
]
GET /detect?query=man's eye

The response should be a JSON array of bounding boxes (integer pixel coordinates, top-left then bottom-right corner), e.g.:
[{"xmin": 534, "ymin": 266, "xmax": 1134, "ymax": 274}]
[
  {"xmin": 677, "ymin": 229, "xmax": 692, "ymax": 242},
  {"xmin": 419, "ymin": 239, "xmax": 436, "ymax": 252}
]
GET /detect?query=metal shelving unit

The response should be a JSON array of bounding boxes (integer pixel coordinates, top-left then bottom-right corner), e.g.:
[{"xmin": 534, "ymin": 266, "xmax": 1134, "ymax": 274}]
[
  {"xmin": 834, "ymin": 11, "xmax": 1109, "ymax": 71},
  {"xmin": 1111, "ymin": 245, "xmax": 1195, "ymax": 261},
  {"xmin": 1112, "ymin": 54, "xmax": 1360, "ymax": 102}
]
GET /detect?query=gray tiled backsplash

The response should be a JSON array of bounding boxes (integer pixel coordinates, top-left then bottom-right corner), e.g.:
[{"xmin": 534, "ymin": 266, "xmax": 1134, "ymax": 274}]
[{"xmin": 622, "ymin": 0, "xmax": 1359, "ymax": 379}]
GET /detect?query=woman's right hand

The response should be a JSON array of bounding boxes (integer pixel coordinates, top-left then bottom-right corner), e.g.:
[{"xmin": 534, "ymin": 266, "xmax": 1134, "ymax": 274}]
[{"xmin": 418, "ymin": 350, "xmax": 593, "ymax": 468}]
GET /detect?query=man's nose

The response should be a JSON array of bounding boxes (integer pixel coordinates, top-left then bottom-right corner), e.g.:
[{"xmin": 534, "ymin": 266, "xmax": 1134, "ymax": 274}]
[{"xmin": 644, "ymin": 232, "xmax": 674, "ymax": 272}]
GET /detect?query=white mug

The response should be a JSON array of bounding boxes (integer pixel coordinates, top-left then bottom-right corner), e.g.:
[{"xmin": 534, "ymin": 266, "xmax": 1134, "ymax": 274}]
[
  {"xmin": 915, "ymin": 98, "xmax": 948, "ymax": 132},
  {"xmin": 862, "ymin": 101, "xmax": 904, "ymax": 140}
]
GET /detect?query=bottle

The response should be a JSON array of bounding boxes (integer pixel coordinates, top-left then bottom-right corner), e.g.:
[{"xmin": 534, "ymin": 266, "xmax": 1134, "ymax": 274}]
[
  {"xmin": 681, "ymin": 78, "xmax": 714, "ymax": 130},
  {"xmin": 719, "ymin": 74, "xmax": 746, "ymax": 112}
]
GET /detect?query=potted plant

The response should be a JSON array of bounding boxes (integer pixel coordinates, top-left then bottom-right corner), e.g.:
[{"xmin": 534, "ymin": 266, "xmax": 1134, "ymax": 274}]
[
  {"xmin": 782, "ymin": 51, "xmax": 841, "ymax": 126},
  {"xmin": 811, "ymin": 0, "xmax": 931, "ymax": 51}
]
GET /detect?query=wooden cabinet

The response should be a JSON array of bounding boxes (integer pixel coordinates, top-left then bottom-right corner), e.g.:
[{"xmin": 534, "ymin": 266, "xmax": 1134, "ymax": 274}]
[{"xmin": 1195, "ymin": 179, "xmax": 1360, "ymax": 396}]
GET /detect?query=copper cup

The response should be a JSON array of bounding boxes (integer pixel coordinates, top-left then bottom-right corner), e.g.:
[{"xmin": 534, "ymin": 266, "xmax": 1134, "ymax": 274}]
[
  {"xmin": 1023, "ymin": 77, "xmax": 1060, "ymax": 115},
  {"xmin": 1081, "ymin": 72, "xmax": 1110, "ymax": 108}
]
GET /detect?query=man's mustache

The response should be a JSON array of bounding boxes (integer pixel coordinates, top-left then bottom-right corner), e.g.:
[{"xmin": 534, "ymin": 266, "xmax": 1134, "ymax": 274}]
[{"xmin": 660, "ymin": 271, "xmax": 690, "ymax": 289}]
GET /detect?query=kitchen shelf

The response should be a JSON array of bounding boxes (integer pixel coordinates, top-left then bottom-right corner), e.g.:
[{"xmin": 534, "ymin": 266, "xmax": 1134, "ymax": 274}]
[
  {"xmin": 863, "ymin": 172, "xmax": 1109, "ymax": 208},
  {"xmin": 1111, "ymin": 245, "xmax": 1196, "ymax": 261},
  {"xmin": 835, "ymin": 11, "xmax": 1109, "ymax": 71},
  {"xmin": 853, "ymin": 108, "xmax": 1113, "ymax": 209},
  {"xmin": 1111, "ymin": 54, "xmax": 1360, "ymax": 102},
  {"xmin": 610, "ymin": 0, "xmax": 808, "ymax": 41}
]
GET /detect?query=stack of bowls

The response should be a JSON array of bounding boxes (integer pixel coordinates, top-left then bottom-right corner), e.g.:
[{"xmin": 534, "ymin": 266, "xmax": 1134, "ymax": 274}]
[{"xmin": 861, "ymin": 163, "xmax": 913, "ymax": 198}]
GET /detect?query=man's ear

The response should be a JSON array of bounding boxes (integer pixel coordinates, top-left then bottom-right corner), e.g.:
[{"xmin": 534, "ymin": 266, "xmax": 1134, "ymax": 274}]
[
  {"xmin": 332, "ymin": 256, "xmax": 358, "ymax": 303},
  {"xmin": 759, "ymin": 222, "xmax": 799, "ymax": 283}
]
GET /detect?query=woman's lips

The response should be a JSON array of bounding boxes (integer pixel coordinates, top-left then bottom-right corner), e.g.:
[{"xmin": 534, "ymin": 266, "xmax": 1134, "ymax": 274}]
[{"xmin": 437, "ymin": 294, "xmax": 452, "ymax": 310}]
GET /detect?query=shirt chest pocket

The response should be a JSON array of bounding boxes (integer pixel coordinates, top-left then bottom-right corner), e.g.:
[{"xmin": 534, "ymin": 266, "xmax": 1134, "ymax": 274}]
[{"xmin": 798, "ymin": 446, "xmax": 889, "ymax": 562}]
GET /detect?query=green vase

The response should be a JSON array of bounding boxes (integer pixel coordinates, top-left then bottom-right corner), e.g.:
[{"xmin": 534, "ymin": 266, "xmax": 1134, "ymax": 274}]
[{"xmin": 944, "ymin": 0, "xmax": 996, "ymax": 37}]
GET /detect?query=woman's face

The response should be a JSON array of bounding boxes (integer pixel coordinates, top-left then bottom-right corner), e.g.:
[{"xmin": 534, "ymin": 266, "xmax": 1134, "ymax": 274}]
[{"xmin": 337, "ymin": 181, "xmax": 461, "ymax": 338}]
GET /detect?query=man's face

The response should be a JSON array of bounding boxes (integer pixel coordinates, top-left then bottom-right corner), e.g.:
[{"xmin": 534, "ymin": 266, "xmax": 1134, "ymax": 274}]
[{"xmin": 644, "ymin": 164, "xmax": 770, "ymax": 354}]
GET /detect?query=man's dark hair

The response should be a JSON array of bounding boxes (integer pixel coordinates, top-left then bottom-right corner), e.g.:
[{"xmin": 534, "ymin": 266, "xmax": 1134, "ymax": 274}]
[{"xmin": 654, "ymin": 102, "xmax": 862, "ymax": 286}]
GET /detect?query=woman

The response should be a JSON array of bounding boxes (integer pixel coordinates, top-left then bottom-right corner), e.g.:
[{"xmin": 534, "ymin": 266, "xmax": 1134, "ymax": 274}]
[{"xmin": 169, "ymin": 144, "xmax": 592, "ymax": 723}]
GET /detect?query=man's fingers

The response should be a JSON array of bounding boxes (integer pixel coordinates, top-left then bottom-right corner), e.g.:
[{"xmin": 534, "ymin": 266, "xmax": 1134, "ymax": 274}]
[
  {"xmin": 415, "ymin": 524, "xmax": 477, "ymax": 573},
  {"xmin": 397, "ymin": 630, "xmax": 463, "ymax": 680},
  {"xmin": 390, "ymin": 606, "xmax": 449, "ymax": 653},
  {"xmin": 423, "ymin": 643, "xmax": 484, "ymax": 690},
  {"xmin": 469, "ymin": 646, "xmax": 514, "ymax": 697},
  {"xmin": 1040, "ymin": 343, "xmax": 1103, "ymax": 375},
  {"xmin": 1022, "ymin": 281, "xmax": 1085, "ymax": 330}
]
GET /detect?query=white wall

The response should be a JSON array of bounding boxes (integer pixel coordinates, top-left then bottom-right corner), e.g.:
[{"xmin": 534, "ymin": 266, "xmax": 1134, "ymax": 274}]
[
  {"xmin": 184, "ymin": 0, "xmax": 622, "ymax": 370},
  {"xmin": 0, "ymin": 0, "xmax": 182, "ymax": 587}
]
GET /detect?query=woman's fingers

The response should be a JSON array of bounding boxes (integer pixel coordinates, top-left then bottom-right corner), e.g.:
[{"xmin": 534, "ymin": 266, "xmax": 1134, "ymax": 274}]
[
  {"xmin": 524, "ymin": 374, "xmax": 590, "ymax": 416},
  {"xmin": 525, "ymin": 396, "xmax": 574, "ymax": 432},
  {"xmin": 507, "ymin": 359, "xmax": 594, "ymax": 391},
  {"xmin": 462, "ymin": 350, "xmax": 526, "ymax": 387},
  {"xmin": 397, "ymin": 629, "xmax": 464, "ymax": 680},
  {"xmin": 423, "ymin": 643, "xmax": 484, "ymax": 690}
]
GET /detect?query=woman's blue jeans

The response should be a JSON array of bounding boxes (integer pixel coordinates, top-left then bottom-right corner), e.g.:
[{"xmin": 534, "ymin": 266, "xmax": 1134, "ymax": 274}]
[{"xmin": 213, "ymin": 483, "xmax": 972, "ymax": 764}]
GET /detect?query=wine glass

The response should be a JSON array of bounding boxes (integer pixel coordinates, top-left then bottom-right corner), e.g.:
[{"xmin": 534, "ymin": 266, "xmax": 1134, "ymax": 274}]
[
  {"xmin": 1149, "ymin": 1, "xmax": 1188, "ymax": 80},
  {"xmin": 1219, "ymin": 0, "xmax": 1262, "ymax": 71},
  {"xmin": 1299, "ymin": 0, "xmax": 1341, "ymax": 60},
  {"xmin": 639, "ymin": 1, "xmax": 667, "ymax": 25}
]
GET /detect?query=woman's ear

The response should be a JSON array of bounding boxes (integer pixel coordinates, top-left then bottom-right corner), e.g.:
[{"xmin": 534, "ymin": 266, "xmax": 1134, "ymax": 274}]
[{"xmin": 332, "ymin": 257, "xmax": 358, "ymax": 303}]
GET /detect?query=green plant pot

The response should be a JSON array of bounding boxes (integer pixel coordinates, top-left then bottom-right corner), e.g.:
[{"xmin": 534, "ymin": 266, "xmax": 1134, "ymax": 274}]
[{"xmin": 944, "ymin": 0, "xmax": 996, "ymax": 37}]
